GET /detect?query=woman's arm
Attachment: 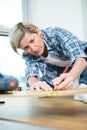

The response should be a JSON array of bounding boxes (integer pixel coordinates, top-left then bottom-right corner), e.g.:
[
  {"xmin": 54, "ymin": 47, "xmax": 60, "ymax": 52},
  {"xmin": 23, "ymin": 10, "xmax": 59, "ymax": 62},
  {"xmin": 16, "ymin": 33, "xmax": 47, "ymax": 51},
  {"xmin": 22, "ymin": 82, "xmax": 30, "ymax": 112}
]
[
  {"xmin": 69, "ymin": 57, "xmax": 87, "ymax": 80},
  {"xmin": 52, "ymin": 57, "xmax": 87, "ymax": 90}
]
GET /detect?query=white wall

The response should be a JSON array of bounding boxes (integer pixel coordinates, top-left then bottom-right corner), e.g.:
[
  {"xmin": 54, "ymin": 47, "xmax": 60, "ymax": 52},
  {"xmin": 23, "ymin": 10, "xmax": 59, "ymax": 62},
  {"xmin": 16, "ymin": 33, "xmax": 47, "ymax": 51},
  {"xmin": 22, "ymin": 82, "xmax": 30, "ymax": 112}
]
[
  {"xmin": 81, "ymin": 0, "xmax": 87, "ymax": 40},
  {"xmin": 28, "ymin": 0, "xmax": 87, "ymax": 41}
]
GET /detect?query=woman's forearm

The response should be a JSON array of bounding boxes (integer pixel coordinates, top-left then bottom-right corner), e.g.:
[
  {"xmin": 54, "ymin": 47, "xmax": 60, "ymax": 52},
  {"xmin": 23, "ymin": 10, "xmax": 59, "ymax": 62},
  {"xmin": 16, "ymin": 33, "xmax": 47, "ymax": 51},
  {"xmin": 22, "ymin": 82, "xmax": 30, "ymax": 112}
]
[{"xmin": 69, "ymin": 57, "xmax": 87, "ymax": 80}]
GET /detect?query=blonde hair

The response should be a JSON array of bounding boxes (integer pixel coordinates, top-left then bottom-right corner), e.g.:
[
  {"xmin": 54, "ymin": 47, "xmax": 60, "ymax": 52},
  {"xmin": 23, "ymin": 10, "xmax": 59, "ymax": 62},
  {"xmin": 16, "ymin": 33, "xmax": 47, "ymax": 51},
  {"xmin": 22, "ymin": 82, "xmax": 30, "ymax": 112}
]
[{"xmin": 9, "ymin": 22, "xmax": 40, "ymax": 53}]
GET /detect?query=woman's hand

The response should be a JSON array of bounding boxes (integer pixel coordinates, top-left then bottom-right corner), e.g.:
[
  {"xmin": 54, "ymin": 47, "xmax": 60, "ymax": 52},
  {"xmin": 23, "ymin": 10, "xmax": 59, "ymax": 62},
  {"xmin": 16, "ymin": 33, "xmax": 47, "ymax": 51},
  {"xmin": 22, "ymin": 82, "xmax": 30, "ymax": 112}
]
[
  {"xmin": 52, "ymin": 58, "xmax": 87, "ymax": 90},
  {"xmin": 52, "ymin": 73, "xmax": 74, "ymax": 90},
  {"xmin": 30, "ymin": 81, "xmax": 52, "ymax": 91}
]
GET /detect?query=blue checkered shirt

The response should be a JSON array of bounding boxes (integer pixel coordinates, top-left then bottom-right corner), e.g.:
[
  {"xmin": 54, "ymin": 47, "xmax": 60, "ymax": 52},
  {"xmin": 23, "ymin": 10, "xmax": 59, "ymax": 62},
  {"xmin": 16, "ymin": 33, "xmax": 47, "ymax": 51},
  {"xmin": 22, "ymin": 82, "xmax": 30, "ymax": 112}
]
[{"xmin": 22, "ymin": 27, "xmax": 87, "ymax": 86}]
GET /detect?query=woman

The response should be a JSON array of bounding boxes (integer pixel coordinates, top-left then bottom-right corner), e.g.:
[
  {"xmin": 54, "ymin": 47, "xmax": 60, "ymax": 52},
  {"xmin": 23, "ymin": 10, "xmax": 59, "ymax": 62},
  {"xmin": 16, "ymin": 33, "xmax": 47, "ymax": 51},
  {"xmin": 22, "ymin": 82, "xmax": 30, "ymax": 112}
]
[{"xmin": 9, "ymin": 22, "xmax": 87, "ymax": 102}]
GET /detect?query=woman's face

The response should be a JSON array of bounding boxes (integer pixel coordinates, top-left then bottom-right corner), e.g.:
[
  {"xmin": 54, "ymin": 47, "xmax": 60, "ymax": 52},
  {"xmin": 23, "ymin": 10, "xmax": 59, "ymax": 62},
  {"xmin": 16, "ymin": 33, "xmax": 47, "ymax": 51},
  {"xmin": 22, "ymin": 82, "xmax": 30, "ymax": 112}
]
[{"xmin": 19, "ymin": 32, "xmax": 45, "ymax": 56}]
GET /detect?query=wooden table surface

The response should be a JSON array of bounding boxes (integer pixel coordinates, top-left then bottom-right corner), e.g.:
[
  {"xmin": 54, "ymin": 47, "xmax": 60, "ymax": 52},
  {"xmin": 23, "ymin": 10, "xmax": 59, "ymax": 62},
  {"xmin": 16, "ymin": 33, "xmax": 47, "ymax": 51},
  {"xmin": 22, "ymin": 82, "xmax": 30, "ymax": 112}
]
[{"xmin": 0, "ymin": 92, "xmax": 87, "ymax": 130}]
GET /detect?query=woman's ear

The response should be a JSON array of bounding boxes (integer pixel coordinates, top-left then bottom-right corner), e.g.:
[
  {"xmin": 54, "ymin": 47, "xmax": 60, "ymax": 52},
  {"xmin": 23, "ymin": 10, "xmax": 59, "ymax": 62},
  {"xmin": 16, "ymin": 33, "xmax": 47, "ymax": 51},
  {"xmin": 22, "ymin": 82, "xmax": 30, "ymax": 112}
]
[{"xmin": 37, "ymin": 30, "xmax": 43, "ymax": 38}]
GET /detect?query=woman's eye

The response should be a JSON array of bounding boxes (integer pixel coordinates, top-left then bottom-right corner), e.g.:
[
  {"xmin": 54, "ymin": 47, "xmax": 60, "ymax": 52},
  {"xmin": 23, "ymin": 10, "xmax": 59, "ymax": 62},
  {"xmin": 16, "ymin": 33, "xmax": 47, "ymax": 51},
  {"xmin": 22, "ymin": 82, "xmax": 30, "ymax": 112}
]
[
  {"xmin": 24, "ymin": 46, "xmax": 29, "ymax": 50},
  {"xmin": 30, "ymin": 39, "xmax": 34, "ymax": 43}
]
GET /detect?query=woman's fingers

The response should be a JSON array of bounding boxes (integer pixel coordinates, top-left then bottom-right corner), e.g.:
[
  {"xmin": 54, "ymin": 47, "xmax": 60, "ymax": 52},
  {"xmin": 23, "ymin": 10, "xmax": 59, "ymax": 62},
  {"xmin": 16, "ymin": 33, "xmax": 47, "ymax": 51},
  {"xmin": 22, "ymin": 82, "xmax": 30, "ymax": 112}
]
[
  {"xmin": 30, "ymin": 81, "xmax": 52, "ymax": 91},
  {"xmin": 52, "ymin": 73, "xmax": 74, "ymax": 90},
  {"xmin": 52, "ymin": 77, "xmax": 63, "ymax": 86}
]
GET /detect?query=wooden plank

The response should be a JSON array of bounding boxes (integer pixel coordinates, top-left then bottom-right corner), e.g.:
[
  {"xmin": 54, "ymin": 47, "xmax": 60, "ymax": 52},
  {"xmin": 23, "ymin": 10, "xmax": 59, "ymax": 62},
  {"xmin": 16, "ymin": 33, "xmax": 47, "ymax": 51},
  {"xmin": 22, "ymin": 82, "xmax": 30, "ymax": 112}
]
[
  {"xmin": 0, "ymin": 88, "xmax": 87, "ymax": 98},
  {"xmin": 0, "ymin": 96, "xmax": 87, "ymax": 130}
]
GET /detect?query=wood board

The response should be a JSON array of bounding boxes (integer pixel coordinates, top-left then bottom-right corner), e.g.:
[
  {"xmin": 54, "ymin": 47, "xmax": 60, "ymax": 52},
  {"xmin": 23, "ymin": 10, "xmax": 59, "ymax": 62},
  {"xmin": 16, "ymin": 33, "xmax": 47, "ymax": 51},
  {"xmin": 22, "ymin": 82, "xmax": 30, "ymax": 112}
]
[
  {"xmin": 0, "ymin": 94, "xmax": 87, "ymax": 130},
  {"xmin": 0, "ymin": 88, "xmax": 87, "ymax": 98}
]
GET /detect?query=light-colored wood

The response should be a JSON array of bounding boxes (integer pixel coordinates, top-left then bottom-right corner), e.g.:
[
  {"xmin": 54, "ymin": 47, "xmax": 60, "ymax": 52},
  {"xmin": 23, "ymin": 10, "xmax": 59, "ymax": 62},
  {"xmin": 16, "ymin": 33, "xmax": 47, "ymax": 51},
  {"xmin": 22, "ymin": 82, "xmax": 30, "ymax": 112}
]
[
  {"xmin": 0, "ymin": 93, "xmax": 87, "ymax": 130},
  {"xmin": 0, "ymin": 88, "xmax": 87, "ymax": 98}
]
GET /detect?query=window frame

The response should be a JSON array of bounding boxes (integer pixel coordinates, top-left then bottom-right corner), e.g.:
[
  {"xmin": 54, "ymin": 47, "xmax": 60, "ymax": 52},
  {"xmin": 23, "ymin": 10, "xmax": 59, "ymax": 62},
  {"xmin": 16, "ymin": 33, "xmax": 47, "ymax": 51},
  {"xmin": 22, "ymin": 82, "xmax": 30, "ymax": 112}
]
[{"xmin": 0, "ymin": 0, "xmax": 29, "ymax": 36}]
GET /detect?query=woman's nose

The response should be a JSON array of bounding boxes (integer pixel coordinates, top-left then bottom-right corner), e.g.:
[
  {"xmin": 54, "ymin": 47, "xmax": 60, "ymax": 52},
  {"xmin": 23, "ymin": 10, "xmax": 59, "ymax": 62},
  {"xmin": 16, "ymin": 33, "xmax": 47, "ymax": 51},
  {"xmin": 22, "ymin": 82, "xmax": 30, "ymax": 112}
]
[{"xmin": 30, "ymin": 45, "xmax": 37, "ymax": 52}]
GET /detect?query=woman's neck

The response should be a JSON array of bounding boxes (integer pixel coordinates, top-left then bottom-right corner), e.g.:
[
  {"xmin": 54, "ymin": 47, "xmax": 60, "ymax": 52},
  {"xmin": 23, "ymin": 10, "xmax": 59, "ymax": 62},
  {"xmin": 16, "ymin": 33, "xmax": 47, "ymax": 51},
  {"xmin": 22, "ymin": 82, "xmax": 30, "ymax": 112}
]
[{"xmin": 41, "ymin": 44, "xmax": 48, "ymax": 57}]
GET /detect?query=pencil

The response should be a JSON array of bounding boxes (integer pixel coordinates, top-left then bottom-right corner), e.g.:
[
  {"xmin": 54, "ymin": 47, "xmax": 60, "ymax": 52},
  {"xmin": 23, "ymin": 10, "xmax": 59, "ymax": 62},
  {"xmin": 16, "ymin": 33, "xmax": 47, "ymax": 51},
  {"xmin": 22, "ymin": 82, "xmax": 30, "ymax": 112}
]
[
  {"xmin": 62, "ymin": 66, "xmax": 69, "ymax": 73},
  {"xmin": 54, "ymin": 66, "xmax": 69, "ymax": 89}
]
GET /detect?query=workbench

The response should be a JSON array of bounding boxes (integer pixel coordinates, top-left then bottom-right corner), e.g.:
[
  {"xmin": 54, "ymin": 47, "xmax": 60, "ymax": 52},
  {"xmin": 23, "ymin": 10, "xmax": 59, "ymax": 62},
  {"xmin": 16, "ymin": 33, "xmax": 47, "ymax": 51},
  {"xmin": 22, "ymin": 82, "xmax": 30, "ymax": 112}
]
[{"xmin": 0, "ymin": 92, "xmax": 87, "ymax": 130}]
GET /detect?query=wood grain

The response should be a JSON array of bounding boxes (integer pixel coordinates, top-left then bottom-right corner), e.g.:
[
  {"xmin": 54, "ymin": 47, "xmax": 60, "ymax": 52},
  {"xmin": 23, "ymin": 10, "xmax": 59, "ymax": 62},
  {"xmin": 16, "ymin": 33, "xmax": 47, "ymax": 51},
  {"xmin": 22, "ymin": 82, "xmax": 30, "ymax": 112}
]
[
  {"xmin": 0, "ymin": 88, "xmax": 87, "ymax": 98},
  {"xmin": 0, "ymin": 94, "xmax": 87, "ymax": 130}
]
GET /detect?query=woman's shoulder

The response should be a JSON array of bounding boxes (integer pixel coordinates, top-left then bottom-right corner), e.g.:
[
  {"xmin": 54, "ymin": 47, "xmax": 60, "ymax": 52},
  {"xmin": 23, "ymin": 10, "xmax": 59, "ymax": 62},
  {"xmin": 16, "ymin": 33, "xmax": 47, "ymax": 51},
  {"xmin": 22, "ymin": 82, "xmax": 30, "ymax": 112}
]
[{"xmin": 22, "ymin": 52, "xmax": 41, "ymax": 61}]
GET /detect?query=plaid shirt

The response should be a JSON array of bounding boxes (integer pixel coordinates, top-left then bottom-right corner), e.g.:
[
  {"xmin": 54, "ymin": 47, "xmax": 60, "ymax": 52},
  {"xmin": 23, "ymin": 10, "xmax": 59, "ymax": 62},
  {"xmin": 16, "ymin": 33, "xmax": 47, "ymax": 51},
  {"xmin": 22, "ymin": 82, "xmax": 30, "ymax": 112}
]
[{"xmin": 22, "ymin": 27, "xmax": 87, "ymax": 86}]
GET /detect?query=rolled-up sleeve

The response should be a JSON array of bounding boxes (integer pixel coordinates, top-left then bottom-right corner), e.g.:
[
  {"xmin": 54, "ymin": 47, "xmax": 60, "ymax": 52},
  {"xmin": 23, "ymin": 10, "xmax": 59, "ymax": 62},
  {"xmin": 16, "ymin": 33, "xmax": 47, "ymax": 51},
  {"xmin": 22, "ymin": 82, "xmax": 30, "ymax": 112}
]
[
  {"xmin": 25, "ymin": 60, "xmax": 39, "ymax": 79},
  {"xmin": 22, "ymin": 52, "xmax": 39, "ymax": 80},
  {"xmin": 56, "ymin": 28, "xmax": 87, "ymax": 65},
  {"xmin": 64, "ymin": 39, "xmax": 87, "ymax": 64}
]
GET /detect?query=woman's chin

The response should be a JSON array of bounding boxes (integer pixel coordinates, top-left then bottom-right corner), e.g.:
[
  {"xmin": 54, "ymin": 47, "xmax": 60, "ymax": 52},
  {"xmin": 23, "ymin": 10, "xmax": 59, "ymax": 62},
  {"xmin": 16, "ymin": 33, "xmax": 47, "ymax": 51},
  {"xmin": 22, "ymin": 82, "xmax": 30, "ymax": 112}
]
[
  {"xmin": 38, "ymin": 50, "xmax": 44, "ymax": 56},
  {"xmin": 35, "ymin": 52, "xmax": 43, "ymax": 56}
]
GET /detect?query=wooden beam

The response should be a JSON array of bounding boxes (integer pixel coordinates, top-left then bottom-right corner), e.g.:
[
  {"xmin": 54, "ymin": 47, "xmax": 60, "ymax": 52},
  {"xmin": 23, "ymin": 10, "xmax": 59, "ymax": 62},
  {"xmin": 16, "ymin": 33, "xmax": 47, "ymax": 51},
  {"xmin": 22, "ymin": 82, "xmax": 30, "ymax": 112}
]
[{"xmin": 0, "ymin": 88, "xmax": 87, "ymax": 98}]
